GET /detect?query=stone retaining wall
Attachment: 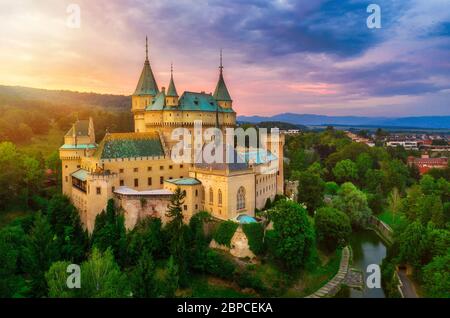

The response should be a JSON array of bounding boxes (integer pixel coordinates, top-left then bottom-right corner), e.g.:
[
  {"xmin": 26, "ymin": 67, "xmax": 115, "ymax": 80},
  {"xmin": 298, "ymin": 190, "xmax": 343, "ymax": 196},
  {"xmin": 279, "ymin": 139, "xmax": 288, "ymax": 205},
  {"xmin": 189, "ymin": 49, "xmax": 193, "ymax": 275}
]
[{"xmin": 306, "ymin": 246, "xmax": 351, "ymax": 298}]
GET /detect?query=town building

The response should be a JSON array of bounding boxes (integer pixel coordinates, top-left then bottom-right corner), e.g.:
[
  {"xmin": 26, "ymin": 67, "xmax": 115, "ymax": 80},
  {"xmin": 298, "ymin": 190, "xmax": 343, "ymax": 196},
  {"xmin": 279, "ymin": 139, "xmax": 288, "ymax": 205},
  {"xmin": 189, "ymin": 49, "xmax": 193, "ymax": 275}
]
[{"xmin": 407, "ymin": 154, "xmax": 449, "ymax": 174}]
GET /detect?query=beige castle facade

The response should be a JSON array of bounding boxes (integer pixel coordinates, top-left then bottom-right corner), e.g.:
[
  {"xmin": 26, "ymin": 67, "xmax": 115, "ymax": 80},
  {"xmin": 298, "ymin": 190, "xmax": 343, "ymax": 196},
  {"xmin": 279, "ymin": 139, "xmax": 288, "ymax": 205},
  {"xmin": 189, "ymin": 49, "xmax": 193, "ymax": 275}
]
[{"xmin": 60, "ymin": 42, "xmax": 284, "ymax": 232}]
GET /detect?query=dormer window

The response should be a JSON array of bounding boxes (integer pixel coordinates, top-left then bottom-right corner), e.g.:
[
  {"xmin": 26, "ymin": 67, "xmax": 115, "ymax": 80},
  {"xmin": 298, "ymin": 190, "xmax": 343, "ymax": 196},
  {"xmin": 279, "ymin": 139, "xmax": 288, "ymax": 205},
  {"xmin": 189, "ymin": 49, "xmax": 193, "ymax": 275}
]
[{"xmin": 194, "ymin": 101, "xmax": 199, "ymax": 105}]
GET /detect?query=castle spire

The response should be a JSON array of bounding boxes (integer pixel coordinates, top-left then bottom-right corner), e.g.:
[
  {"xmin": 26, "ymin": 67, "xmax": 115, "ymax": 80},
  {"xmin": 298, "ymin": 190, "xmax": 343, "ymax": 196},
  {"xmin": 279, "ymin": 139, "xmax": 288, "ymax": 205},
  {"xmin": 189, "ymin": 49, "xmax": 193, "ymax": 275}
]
[
  {"xmin": 166, "ymin": 62, "xmax": 178, "ymax": 97},
  {"xmin": 133, "ymin": 36, "xmax": 159, "ymax": 96},
  {"xmin": 213, "ymin": 49, "xmax": 232, "ymax": 102}
]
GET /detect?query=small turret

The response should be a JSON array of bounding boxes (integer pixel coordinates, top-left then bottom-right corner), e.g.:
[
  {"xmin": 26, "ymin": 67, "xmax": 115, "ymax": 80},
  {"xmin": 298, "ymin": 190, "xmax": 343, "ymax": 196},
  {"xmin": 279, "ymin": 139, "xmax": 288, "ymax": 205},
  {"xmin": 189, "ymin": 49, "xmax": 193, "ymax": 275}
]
[
  {"xmin": 166, "ymin": 63, "xmax": 179, "ymax": 107},
  {"xmin": 213, "ymin": 50, "xmax": 232, "ymax": 109}
]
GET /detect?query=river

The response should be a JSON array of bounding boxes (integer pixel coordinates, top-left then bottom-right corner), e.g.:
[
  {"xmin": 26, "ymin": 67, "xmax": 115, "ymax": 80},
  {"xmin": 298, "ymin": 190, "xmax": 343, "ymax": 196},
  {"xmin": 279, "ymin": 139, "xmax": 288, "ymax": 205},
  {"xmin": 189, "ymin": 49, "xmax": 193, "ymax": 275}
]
[{"xmin": 340, "ymin": 230, "xmax": 387, "ymax": 298}]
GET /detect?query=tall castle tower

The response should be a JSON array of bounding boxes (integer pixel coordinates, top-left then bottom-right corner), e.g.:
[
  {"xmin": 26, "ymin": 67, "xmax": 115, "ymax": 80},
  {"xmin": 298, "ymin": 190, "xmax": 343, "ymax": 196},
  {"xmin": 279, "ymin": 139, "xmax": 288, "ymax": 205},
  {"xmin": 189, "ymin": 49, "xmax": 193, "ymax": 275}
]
[
  {"xmin": 132, "ymin": 37, "xmax": 159, "ymax": 132},
  {"xmin": 213, "ymin": 50, "xmax": 232, "ymax": 110}
]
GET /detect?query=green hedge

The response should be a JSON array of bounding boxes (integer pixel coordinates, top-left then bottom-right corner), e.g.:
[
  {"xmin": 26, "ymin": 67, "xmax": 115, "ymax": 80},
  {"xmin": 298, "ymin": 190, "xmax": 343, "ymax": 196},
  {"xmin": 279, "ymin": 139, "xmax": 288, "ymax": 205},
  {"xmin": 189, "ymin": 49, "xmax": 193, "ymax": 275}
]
[
  {"xmin": 213, "ymin": 221, "xmax": 238, "ymax": 247},
  {"xmin": 242, "ymin": 223, "xmax": 265, "ymax": 255}
]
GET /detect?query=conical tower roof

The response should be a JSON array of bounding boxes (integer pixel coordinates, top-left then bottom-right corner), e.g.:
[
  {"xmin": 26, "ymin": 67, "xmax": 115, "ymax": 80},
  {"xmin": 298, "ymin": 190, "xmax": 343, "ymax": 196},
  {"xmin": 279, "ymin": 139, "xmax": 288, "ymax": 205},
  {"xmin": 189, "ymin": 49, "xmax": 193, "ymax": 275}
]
[
  {"xmin": 134, "ymin": 37, "xmax": 159, "ymax": 96},
  {"xmin": 166, "ymin": 63, "xmax": 178, "ymax": 97},
  {"xmin": 213, "ymin": 50, "xmax": 232, "ymax": 101}
]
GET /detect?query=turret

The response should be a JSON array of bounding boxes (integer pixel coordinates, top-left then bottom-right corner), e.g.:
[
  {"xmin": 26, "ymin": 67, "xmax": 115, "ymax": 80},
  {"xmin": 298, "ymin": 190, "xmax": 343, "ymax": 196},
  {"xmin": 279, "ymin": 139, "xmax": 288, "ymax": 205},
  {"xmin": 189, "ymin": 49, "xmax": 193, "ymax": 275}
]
[
  {"xmin": 213, "ymin": 50, "xmax": 232, "ymax": 109},
  {"xmin": 132, "ymin": 36, "xmax": 159, "ymax": 132},
  {"xmin": 165, "ymin": 63, "xmax": 179, "ymax": 107}
]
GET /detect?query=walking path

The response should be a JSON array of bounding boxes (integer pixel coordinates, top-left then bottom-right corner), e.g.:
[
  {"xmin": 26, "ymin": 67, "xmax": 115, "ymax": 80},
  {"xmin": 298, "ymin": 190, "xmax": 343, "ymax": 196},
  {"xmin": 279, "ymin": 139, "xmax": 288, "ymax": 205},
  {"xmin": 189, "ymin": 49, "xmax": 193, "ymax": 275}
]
[
  {"xmin": 397, "ymin": 269, "xmax": 418, "ymax": 298},
  {"xmin": 306, "ymin": 246, "xmax": 351, "ymax": 298}
]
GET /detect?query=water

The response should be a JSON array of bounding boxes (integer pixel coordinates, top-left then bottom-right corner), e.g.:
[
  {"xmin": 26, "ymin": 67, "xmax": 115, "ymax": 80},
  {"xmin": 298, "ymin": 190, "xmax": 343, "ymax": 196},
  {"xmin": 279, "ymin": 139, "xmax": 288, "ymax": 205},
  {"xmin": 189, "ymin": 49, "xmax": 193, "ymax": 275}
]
[{"xmin": 348, "ymin": 230, "xmax": 387, "ymax": 298}]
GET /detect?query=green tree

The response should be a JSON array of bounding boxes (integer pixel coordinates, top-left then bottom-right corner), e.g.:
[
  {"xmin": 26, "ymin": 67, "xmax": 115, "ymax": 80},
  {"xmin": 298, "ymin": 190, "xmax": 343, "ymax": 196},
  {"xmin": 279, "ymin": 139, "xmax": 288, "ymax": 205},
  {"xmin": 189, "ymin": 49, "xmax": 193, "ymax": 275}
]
[
  {"xmin": 24, "ymin": 212, "xmax": 59, "ymax": 297},
  {"xmin": 126, "ymin": 217, "xmax": 164, "ymax": 266},
  {"xmin": 332, "ymin": 159, "xmax": 358, "ymax": 183},
  {"xmin": 129, "ymin": 249, "xmax": 156, "ymax": 298},
  {"xmin": 92, "ymin": 199, "xmax": 127, "ymax": 265},
  {"xmin": 46, "ymin": 248, "xmax": 130, "ymax": 298},
  {"xmin": 267, "ymin": 200, "xmax": 315, "ymax": 271},
  {"xmin": 296, "ymin": 171, "xmax": 325, "ymax": 214},
  {"xmin": 47, "ymin": 195, "xmax": 88, "ymax": 262},
  {"xmin": 0, "ymin": 142, "xmax": 23, "ymax": 209},
  {"xmin": 165, "ymin": 187, "xmax": 189, "ymax": 285},
  {"xmin": 332, "ymin": 182, "xmax": 372, "ymax": 228},
  {"xmin": 422, "ymin": 252, "xmax": 450, "ymax": 298},
  {"xmin": 314, "ymin": 207, "xmax": 351, "ymax": 251},
  {"xmin": 356, "ymin": 153, "xmax": 374, "ymax": 178}
]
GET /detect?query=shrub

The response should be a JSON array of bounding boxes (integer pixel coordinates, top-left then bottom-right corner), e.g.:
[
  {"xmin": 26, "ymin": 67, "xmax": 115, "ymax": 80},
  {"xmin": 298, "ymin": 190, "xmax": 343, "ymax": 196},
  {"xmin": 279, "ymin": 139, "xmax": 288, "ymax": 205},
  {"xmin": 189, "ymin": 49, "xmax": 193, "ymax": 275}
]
[
  {"xmin": 242, "ymin": 223, "xmax": 265, "ymax": 255},
  {"xmin": 314, "ymin": 207, "xmax": 351, "ymax": 251},
  {"xmin": 204, "ymin": 250, "xmax": 236, "ymax": 279},
  {"xmin": 213, "ymin": 221, "xmax": 238, "ymax": 247}
]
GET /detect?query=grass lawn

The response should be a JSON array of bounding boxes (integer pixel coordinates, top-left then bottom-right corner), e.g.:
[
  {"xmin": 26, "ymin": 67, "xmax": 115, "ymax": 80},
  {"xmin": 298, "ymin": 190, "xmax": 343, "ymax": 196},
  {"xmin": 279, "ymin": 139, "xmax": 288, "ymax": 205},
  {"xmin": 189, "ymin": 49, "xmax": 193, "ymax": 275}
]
[
  {"xmin": 17, "ymin": 126, "xmax": 64, "ymax": 158},
  {"xmin": 378, "ymin": 210, "xmax": 407, "ymax": 229},
  {"xmin": 283, "ymin": 248, "xmax": 342, "ymax": 297}
]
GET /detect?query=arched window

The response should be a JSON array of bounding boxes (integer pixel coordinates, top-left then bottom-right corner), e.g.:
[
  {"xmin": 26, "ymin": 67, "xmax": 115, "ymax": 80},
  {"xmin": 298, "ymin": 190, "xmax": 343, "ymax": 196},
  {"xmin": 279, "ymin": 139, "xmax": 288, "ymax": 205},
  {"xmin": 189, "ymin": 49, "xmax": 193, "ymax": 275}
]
[
  {"xmin": 209, "ymin": 188, "xmax": 214, "ymax": 204},
  {"xmin": 218, "ymin": 189, "xmax": 222, "ymax": 206},
  {"xmin": 237, "ymin": 186, "xmax": 246, "ymax": 210},
  {"xmin": 201, "ymin": 186, "xmax": 205, "ymax": 202}
]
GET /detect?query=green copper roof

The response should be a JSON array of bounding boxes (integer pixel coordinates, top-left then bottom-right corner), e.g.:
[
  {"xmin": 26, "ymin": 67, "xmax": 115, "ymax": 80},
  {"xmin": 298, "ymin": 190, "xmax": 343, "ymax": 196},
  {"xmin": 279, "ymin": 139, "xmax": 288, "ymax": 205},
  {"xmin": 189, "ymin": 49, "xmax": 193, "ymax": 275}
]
[
  {"xmin": 165, "ymin": 177, "xmax": 201, "ymax": 186},
  {"xmin": 71, "ymin": 169, "xmax": 88, "ymax": 181},
  {"xmin": 95, "ymin": 133, "xmax": 164, "ymax": 159},
  {"xmin": 213, "ymin": 72, "xmax": 232, "ymax": 101},
  {"xmin": 134, "ymin": 59, "xmax": 159, "ymax": 96},
  {"xmin": 146, "ymin": 91, "xmax": 234, "ymax": 113},
  {"xmin": 60, "ymin": 144, "xmax": 97, "ymax": 150},
  {"xmin": 166, "ymin": 73, "xmax": 178, "ymax": 97}
]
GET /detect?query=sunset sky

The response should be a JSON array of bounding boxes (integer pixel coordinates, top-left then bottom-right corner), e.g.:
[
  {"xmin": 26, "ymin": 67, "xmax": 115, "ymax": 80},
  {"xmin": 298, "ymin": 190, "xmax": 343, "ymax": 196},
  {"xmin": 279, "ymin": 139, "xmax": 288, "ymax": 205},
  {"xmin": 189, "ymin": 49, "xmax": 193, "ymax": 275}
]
[{"xmin": 0, "ymin": 0, "xmax": 449, "ymax": 116}]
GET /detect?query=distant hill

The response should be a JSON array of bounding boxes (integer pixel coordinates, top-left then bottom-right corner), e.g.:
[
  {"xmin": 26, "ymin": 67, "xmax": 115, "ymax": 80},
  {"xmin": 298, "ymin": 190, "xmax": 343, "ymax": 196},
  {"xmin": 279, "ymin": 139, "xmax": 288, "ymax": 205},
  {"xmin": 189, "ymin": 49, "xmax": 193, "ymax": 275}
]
[
  {"xmin": 238, "ymin": 121, "xmax": 308, "ymax": 131},
  {"xmin": 238, "ymin": 113, "xmax": 450, "ymax": 129},
  {"xmin": 0, "ymin": 85, "xmax": 130, "ymax": 109}
]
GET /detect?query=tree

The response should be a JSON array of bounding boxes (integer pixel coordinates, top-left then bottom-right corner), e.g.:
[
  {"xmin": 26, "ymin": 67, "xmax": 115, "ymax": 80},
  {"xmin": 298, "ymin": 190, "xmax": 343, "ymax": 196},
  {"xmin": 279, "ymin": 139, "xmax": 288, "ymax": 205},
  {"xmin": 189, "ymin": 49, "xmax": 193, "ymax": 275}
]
[
  {"xmin": 46, "ymin": 195, "xmax": 88, "ymax": 262},
  {"xmin": 165, "ymin": 187, "xmax": 189, "ymax": 285},
  {"xmin": 356, "ymin": 153, "xmax": 373, "ymax": 178},
  {"xmin": 332, "ymin": 159, "xmax": 358, "ymax": 183},
  {"xmin": 22, "ymin": 155, "xmax": 44, "ymax": 207},
  {"xmin": 324, "ymin": 181, "xmax": 339, "ymax": 196},
  {"xmin": 296, "ymin": 171, "xmax": 325, "ymax": 214},
  {"xmin": 46, "ymin": 248, "xmax": 130, "ymax": 298},
  {"xmin": 129, "ymin": 249, "xmax": 156, "ymax": 298},
  {"xmin": 24, "ymin": 212, "xmax": 59, "ymax": 297},
  {"xmin": 91, "ymin": 199, "xmax": 127, "ymax": 265},
  {"xmin": 0, "ymin": 225, "xmax": 28, "ymax": 297},
  {"xmin": 126, "ymin": 217, "xmax": 164, "ymax": 266},
  {"xmin": 314, "ymin": 207, "xmax": 351, "ymax": 252},
  {"xmin": 267, "ymin": 200, "xmax": 315, "ymax": 271},
  {"xmin": 422, "ymin": 252, "xmax": 450, "ymax": 298},
  {"xmin": 380, "ymin": 159, "xmax": 409, "ymax": 194},
  {"xmin": 160, "ymin": 256, "xmax": 179, "ymax": 297},
  {"xmin": 396, "ymin": 221, "xmax": 428, "ymax": 267},
  {"xmin": 388, "ymin": 188, "xmax": 401, "ymax": 222},
  {"xmin": 0, "ymin": 142, "xmax": 23, "ymax": 209},
  {"xmin": 332, "ymin": 182, "xmax": 372, "ymax": 228}
]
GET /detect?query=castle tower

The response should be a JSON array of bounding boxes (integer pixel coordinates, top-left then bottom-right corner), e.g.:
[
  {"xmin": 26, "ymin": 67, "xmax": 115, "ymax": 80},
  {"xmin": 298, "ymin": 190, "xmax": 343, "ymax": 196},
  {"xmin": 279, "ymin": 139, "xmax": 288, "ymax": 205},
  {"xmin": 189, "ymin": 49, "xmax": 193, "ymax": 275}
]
[
  {"xmin": 165, "ymin": 63, "xmax": 179, "ymax": 107},
  {"xmin": 132, "ymin": 36, "xmax": 159, "ymax": 132},
  {"xmin": 213, "ymin": 50, "xmax": 232, "ymax": 109}
]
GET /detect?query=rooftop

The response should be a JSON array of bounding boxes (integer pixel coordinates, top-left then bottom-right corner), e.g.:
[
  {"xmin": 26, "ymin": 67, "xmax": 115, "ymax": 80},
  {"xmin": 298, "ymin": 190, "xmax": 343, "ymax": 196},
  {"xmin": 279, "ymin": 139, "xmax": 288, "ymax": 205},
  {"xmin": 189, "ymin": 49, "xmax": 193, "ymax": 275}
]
[
  {"xmin": 114, "ymin": 186, "xmax": 173, "ymax": 196},
  {"xmin": 95, "ymin": 132, "xmax": 164, "ymax": 159},
  {"xmin": 165, "ymin": 177, "xmax": 201, "ymax": 186}
]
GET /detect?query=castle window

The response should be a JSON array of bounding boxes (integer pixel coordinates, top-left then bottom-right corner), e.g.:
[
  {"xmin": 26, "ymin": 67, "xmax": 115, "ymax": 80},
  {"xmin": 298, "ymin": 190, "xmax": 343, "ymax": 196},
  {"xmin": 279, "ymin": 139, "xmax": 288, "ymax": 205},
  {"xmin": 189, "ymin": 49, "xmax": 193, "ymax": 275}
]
[
  {"xmin": 218, "ymin": 189, "xmax": 222, "ymax": 206},
  {"xmin": 148, "ymin": 177, "xmax": 152, "ymax": 186},
  {"xmin": 209, "ymin": 188, "xmax": 213, "ymax": 204},
  {"xmin": 134, "ymin": 179, "xmax": 139, "ymax": 187},
  {"xmin": 119, "ymin": 168, "xmax": 124, "ymax": 173},
  {"xmin": 120, "ymin": 180, "xmax": 124, "ymax": 186},
  {"xmin": 195, "ymin": 204, "xmax": 198, "ymax": 210},
  {"xmin": 237, "ymin": 186, "xmax": 245, "ymax": 210},
  {"xmin": 184, "ymin": 205, "xmax": 187, "ymax": 211},
  {"xmin": 169, "ymin": 165, "xmax": 173, "ymax": 170},
  {"xmin": 112, "ymin": 186, "xmax": 115, "ymax": 193},
  {"xmin": 201, "ymin": 186, "xmax": 205, "ymax": 202},
  {"xmin": 160, "ymin": 166, "xmax": 164, "ymax": 170},
  {"xmin": 147, "ymin": 166, "xmax": 152, "ymax": 171},
  {"xmin": 134, "ymin": 168, "xmax": 138, "ymax": 172},
  {"xmin": 65, "ymin": 176, "xmax": 68, "ymax": 182},
  {"xmin": 180, "ymin": 164, "xmax": 183, "ymax": 168},
  {"xmin": 160, "ymin": 176, "xmax": 164, "ymax": 185},
  {"xmin": 96, "ymin": 187, "xmax": 101, "ymax": 195},
  {"xmin": 195, "ymin": 189, "xmax": 198, "ymax": 197}
]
